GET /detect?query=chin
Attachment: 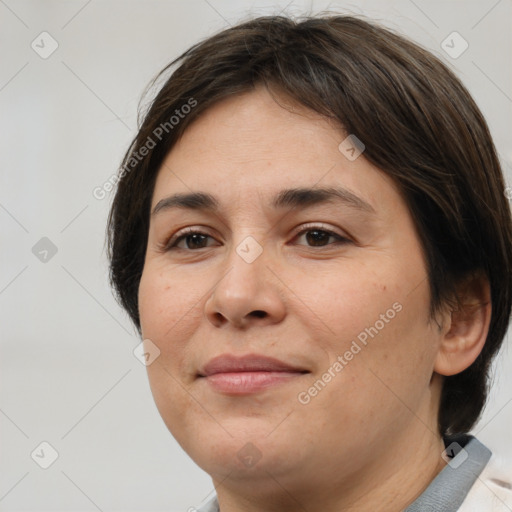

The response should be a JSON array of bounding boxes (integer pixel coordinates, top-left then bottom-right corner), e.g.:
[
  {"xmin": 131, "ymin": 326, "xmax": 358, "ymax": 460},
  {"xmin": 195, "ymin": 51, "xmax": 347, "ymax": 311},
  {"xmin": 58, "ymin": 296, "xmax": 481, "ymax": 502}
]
[{"xmin": 190, "ymin": 428, "xmax": 304, "ymax": 477}]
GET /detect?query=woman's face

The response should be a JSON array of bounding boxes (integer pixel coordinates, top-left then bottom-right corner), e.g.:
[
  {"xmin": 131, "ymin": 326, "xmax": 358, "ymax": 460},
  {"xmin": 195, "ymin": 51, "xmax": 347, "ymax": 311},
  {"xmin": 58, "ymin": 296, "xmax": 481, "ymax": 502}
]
[{"xmin": 138, "ymin": 86, "xmax": 444, "ymax": 496}]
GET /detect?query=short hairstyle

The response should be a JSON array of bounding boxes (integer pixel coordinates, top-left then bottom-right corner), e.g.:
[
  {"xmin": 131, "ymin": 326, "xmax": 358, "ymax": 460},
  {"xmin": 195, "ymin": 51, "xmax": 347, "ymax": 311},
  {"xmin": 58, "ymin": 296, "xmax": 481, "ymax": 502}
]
[{"xmin": 107, "ymin": 14, "xmax": 512, "ymax": 437}]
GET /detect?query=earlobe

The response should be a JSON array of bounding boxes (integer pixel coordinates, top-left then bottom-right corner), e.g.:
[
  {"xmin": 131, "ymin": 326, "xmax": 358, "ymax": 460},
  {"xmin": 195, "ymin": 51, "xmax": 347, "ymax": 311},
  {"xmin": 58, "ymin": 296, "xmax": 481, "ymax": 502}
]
[{"xmin": 434, "ymin": 272, "xmax": 492, "ymax": 377}]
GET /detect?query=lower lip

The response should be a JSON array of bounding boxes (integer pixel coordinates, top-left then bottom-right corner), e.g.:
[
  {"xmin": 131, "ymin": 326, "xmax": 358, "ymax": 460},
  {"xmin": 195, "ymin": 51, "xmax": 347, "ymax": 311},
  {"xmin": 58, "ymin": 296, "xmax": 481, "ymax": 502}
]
[{"xmin": 202, "ymin": 371, "xmax": 305, "ymax": 394}]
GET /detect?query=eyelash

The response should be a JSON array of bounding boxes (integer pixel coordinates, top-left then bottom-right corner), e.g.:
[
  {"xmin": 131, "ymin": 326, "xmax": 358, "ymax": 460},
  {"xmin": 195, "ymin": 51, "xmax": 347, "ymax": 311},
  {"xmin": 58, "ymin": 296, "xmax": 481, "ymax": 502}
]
[{"xmin": 163, "ymin": 224, "xmax": 350, "ymax": 251}]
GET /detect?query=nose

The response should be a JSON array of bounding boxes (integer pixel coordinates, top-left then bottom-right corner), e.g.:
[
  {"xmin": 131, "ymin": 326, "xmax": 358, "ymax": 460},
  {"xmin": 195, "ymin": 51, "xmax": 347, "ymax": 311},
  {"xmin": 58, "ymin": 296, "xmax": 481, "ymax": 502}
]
[{"xmin": 203, "ymin": 239, "xmax": 286, "ymax": 329}]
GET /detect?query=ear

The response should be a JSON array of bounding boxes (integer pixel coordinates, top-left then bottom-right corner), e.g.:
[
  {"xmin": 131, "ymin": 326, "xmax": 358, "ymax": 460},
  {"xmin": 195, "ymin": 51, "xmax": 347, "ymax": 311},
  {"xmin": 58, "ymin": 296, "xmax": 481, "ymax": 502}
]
[{"xmin": 434, "ymin": 271, "xmax": 492, "ymax": 377}]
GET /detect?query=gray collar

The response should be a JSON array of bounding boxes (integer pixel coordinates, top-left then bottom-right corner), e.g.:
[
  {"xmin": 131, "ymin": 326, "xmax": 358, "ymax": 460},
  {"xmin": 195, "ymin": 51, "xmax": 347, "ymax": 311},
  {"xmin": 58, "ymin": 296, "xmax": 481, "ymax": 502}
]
[{"xmin": 404, "ymin": 434, "xmax": 491, "ymax": 511}]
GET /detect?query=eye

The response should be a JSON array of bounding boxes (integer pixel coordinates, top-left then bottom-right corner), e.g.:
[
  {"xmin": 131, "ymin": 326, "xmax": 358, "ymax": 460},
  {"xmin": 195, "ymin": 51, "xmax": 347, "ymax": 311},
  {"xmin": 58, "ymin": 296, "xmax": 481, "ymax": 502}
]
[
  {"xmin": 293, "ymin": 225, "xmax": 350, "ymax": 247},
  {"xmin": 163, "ymin": 224, "xmax": 350, "ymax": 252},
  {"xmin": 165, "ymin": 228, "xmax": 218, "ymax": 251}
]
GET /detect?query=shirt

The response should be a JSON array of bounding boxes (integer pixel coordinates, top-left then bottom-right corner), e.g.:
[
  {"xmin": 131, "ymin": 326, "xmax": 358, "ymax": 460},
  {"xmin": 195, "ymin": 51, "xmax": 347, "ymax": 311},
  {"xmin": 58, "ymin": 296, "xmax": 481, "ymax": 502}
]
[{"xmin": 193, "ymin": 435, "xmax": 512, "ymax": 511}]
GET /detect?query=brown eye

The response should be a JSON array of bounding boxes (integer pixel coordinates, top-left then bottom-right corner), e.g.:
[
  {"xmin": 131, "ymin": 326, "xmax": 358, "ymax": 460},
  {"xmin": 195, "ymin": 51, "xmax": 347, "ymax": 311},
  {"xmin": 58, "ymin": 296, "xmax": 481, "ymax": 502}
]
[
  {"xmin": 295, "ymin": 227, "xmax": 349, "ymax": 247},
  {"xmin": 304, "ymin": 230, "xmax": 332, "ymax": 246},
  {"xmin": 166, "ymin": 229, "xmax": 218, "ymax": 251}
]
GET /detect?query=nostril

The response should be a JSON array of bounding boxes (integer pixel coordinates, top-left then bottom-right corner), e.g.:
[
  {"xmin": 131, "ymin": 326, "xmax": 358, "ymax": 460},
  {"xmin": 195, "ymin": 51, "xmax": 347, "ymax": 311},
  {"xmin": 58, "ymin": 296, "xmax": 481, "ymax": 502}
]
[{"xmin": 251, "ymin": 310, "xmax": 267, "ymax": 318}]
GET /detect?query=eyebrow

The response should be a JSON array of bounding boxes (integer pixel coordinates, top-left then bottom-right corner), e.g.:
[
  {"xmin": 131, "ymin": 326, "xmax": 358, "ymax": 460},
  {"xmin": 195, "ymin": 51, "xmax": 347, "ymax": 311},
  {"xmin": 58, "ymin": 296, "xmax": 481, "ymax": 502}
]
[{"xmin": 151, "ymin": 186, "xmax": 376, "ymax": 217}]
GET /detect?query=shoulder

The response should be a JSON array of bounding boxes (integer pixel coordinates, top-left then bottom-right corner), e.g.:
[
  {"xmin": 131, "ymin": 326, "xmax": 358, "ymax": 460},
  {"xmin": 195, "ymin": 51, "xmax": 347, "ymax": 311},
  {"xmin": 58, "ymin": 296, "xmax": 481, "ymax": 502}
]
[
  {"xmin": 458, "ymin": 451, "xmax": 512, "ymax": 511},
  {"xmin": 192, "ymin": 496, "xmax": 219, "ymax": 512}
]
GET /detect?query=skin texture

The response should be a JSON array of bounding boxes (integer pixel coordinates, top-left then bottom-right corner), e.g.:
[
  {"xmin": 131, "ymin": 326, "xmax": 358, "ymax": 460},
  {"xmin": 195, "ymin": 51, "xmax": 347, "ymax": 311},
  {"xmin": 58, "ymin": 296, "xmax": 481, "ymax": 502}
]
[{"xmin": 138, "ymin": 85, "xmax": 491, "ymax": 511}]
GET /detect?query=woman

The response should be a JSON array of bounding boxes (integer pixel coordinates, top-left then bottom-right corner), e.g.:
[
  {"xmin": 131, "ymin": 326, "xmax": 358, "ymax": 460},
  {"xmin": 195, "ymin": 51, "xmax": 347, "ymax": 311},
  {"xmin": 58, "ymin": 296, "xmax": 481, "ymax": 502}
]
[{"xmin": 107, "ymin": 14, "xmax": 512, "ymax": 511}]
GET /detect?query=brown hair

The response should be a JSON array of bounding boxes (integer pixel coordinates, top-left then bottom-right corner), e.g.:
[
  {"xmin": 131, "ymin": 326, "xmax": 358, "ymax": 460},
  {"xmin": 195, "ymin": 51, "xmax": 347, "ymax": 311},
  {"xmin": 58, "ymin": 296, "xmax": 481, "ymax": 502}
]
[{"xmin": 107, "ymin": 14, "xmax": 512, "ymax": 436}]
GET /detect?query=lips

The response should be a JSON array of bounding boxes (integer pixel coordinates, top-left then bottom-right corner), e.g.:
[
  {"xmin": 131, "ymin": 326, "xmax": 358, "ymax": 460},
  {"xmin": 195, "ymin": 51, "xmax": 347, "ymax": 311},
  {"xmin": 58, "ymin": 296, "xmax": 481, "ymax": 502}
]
[
  {"xmin": 198, "ymin": 354, "xmax": 309, "ymax": 394},
  {"xmin": 199, "ymin": 353, "xmax": 307, "ymax": 376}
]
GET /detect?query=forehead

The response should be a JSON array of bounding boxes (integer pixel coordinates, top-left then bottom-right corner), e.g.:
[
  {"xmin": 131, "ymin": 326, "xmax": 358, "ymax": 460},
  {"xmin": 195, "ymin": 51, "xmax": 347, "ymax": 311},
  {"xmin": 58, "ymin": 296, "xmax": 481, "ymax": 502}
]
[{"xmin": 151, "ymin": 87, "xmax": 402, "ymax": 218}]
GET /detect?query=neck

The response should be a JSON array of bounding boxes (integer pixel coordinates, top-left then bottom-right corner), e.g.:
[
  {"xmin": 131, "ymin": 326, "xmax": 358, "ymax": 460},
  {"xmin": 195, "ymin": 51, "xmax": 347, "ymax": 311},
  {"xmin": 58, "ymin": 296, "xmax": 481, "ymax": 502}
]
[{"xmin": 212, "ymin": 419, "xmax": 447, "ymax": 512}]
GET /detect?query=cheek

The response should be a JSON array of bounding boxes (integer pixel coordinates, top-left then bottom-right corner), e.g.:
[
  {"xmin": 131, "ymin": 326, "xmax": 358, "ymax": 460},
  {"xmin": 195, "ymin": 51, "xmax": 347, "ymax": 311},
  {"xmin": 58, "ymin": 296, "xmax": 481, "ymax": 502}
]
[
  {"xmin": 139, "ymin": 263, "xmax": 197, "ymax": 325},
  {"xmin": 310, "ymin": 261, "xmax": 435, "ymax": 399},
  {"xmin": 303, "ymin": 307, "xmax": 436, "ymax": 444},
  {"xmin": 138, "ymin": 265, "xmax": 204, "ymax": 362},
  {"xmin": 307, "ymin": 264, "xmax": 400, "ymax": 344},
  {"xmin": 138, "ymin": 267, "xmax": 206, "ymax": 438}
]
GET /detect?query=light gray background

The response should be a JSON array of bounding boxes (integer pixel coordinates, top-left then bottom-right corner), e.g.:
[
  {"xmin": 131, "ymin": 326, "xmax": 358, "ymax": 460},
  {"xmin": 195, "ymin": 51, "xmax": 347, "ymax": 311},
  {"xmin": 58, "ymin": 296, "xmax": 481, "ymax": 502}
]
[{"xmin": 1, "ymin": 1, "xmax": 511, "ymax": 511}]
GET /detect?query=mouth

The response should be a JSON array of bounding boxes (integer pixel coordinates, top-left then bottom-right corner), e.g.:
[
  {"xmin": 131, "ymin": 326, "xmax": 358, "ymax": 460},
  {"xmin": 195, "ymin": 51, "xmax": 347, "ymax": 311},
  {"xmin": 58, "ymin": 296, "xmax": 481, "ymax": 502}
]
[{"xmin": 197, "ymin": 353, "xmax": 310, "ymax": 395}]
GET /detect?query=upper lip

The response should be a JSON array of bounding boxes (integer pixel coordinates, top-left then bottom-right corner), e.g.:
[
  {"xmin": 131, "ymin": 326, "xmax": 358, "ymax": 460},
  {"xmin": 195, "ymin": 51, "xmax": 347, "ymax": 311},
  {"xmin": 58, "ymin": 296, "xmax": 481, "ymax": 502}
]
[{"xmin": 199, "ymin": 354, "xmax": 309, "ymax": 377}]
